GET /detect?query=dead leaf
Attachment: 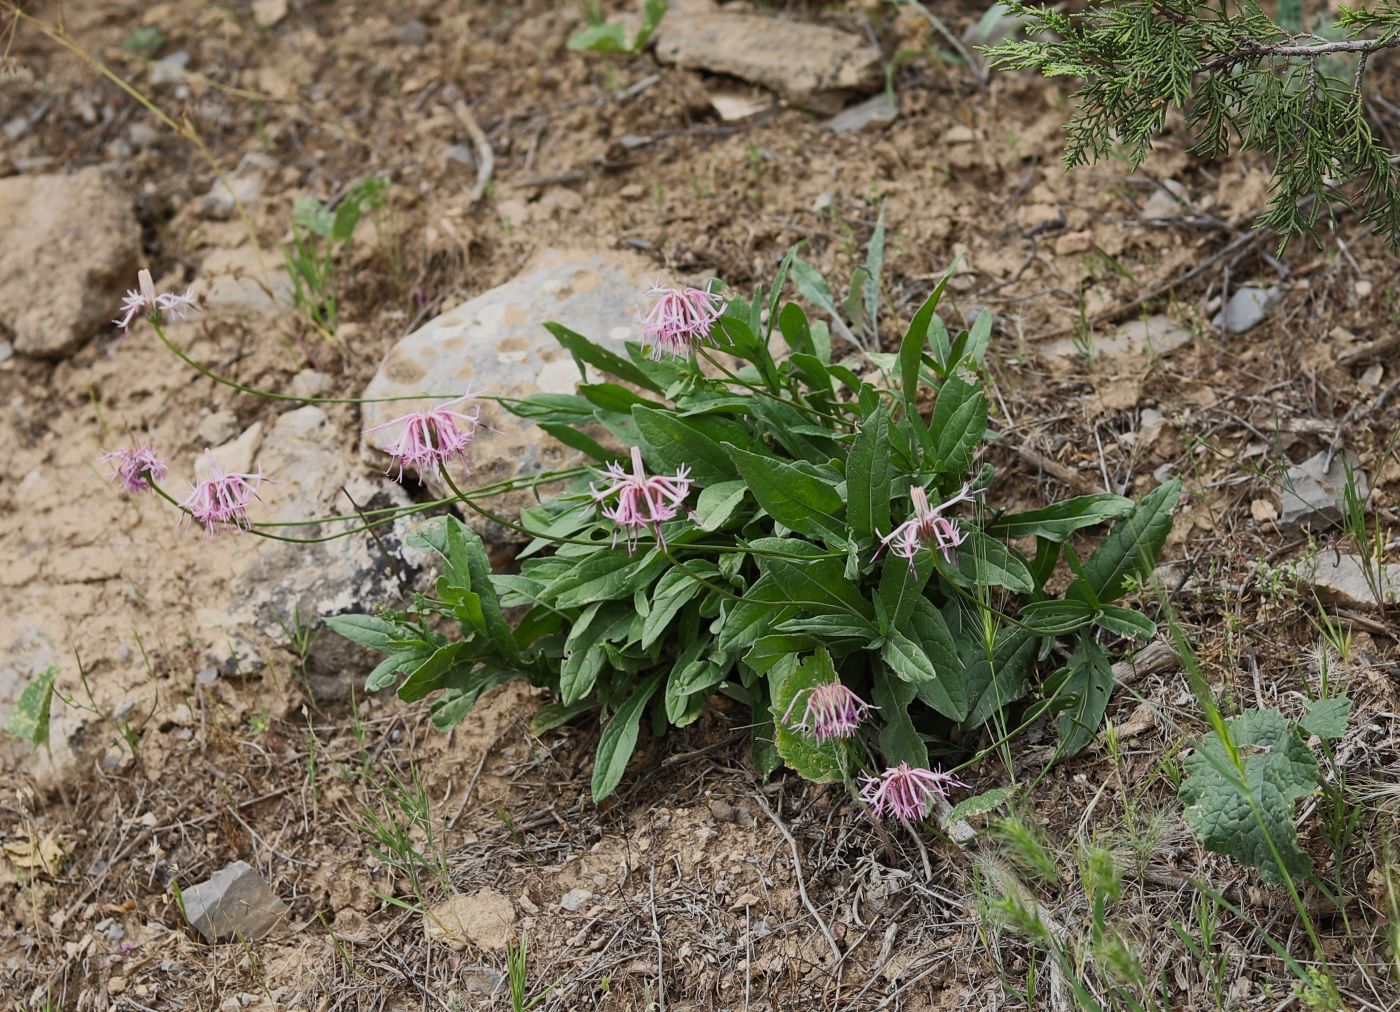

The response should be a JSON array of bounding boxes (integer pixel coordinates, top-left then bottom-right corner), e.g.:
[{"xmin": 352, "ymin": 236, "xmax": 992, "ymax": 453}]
[{"xmin": 4, "ymin": 830, "xmax": 66, "ymax": 877}]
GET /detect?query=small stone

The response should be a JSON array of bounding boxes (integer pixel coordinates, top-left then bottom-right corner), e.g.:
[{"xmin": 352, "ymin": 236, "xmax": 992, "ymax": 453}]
[
  {"xmin": 424, "ymin": 889, "xmax": 515, "ymax": 951},
  {"xmin": 560, "ymin": 888, "xmax": 593, "ymax": 912},
  {"xmin": 0, "ymin": 341, "xmax": 12, "ymax": 363},
  {"xmin": 391, "ymin": 19, "xmax": 428, "ymax": 46},
  {"xmin": 251, "ymin": 0, "xmax": 288, "ymax": 28},
  {"xmin": 944, "ymin": 124, "xmax": 977, "ymax": 145},
  {"xmin": 180, "ymin": 860, "xmax": 288, "ymax": 942},
  {"xmin": 290, "ymin": 369, "xmax": 331, "ymax": 399},
  {"xmin": 825, "ymin": 92, "xmax": 898, "ymax": 134},
  {"xmin": 1355, "ymin": 279, "xmax": 1373, "ymax": 298},
  {"xmin": 1279, "ymin": 450, "xmax": 1369, "ymax": 528},
  {"xmin": 1300, "ymin": 553, "xmax": 1400, "ymax": 612},
  {"xmin": 195, "ymin": 666, "xmax": 220, "ymax": 686},
  {"xmin": 195, "ymin": 422, "xmax": 264, "ymax": 480},
  {"xmin": 197, "ymin": 410, "xmax": 240, "ymax": 447},
  {"xmin": 201, "ymin": 153, "xmax": 275, "ymax": 220},
  {"xmin": 127, "ymin": 122, "xmax": 160, "ymax": 148},
  {"xmin": 149, "ymin": 51, "xmax": 190, "ymax": 85},
  {"xmin": 1250, "ymin": 498, "xmax": 1278, "ymax": 522},
  {"xmin": 108, "ymin": 977, "xmax": 127, "ymax": 996},
  {"xmin": 1361, "ymin": 364, "xmax": 1384, "ymax": 387},
  {"xmin": 444, "ymin": 144, "xmax": 476, "ymax": 167},
  {"xmin": 1046, "ymin": 314, "xmax": 1191, "ymax": 361},
  {"xmin": 708, "ymin": 89, "xmax": 770, "ymax": 122},
  {"xmin": 1212, "ymin": 285, "xmax": 1279, "ymax": 334},
  {"xmin": 1140, "ymin": 179, "xmax": 1190, "ymax": 219},
  {"xmin": 1054, "ymin": 230, "xmax": 1094, "ymax": 256},
  {"xmin": 812, "ymin": 191, "xmax": 833, "ymax": 213}
]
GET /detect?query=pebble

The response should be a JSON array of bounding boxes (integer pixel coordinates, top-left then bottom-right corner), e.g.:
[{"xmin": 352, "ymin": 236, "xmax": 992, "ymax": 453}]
[
  {"xmin": 1212, "ymin": 285, "xmax": 1279, "ymax": 334},
  {"xmin": 560, "ymin": 888, "xmax": 593, "ymax": 912}
]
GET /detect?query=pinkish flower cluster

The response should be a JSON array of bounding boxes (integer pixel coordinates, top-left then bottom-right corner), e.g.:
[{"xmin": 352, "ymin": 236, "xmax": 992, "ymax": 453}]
[
  {"xmin": 114, "ymin": 269, "xmax": 199, "ymax": 332},
  {"xmin": 640, "ymin": 282, "xmax": 726, "ymax": 361},
  {"xmin": 99, "ymin": 444, "xmax": 167, "ymax": 495},
  {"xmin": 590, "ymin": 446, "xmax": 693, "ymax": 552},
  {"xmin": 365, "ymin": 397, "xmax": 481, "ymax": 483},
  {"xmin": 782, "ymin": 682, "xmax": 874, "ymax": 742},
  {"xmin": 180, "ymin": 450, "xmax": 264, "ymax": 536},
  {"xmin": 858, "ymin": 763, "xmax": 967, "ymax": 823},
  {"xmin": 877, "ymin": 483, "xmax": 975, "ymax": 571}
]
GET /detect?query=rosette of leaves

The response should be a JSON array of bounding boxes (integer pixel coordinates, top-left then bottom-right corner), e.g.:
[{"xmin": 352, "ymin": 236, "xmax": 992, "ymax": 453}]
[{"xmin": 331, "ymin": 254, "xmax": 1179, "ymax": 802}]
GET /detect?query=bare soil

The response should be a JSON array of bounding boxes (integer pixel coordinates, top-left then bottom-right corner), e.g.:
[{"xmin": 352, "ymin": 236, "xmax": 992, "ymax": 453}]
[{"xmin": 3, "ymin": 1, "xmax": 1399, "ymax": 1010}]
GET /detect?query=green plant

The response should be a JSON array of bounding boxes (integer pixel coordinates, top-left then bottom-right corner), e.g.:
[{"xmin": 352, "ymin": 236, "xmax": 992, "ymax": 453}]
[
  {"xmin": 5, "ymin": 665, "xmax": 58, "ymax": 749},
  {"xmin": 989, "ymin": 1, "xmax": 1400, "ymax": 250},
  {"xmin": 568, "ymin": 0, "xmax": 666, "ymax": 55},
  {"xmin": 283, "ymin": 176, "xmax": 388, "ymax": 336},
  {"xmin": 328, "ymin": 254, "xmax": 1179, "ymax": 805}
]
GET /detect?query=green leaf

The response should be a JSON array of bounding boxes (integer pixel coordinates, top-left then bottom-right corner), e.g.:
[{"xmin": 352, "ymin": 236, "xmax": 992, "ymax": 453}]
[
  {"xmin": 986, "ymin": 494, "xmax": 1136, "ymax": 542},
  {"xmin": 771, "ymin": 649, "xmax": 846, "ymax": 783},
  {"xmin": 946, "ymin": 785, "xmax": 1017, "ymax": 824},
  {"xmin": 568, "ymin": 21, "xmax": 630, "ymax": 53},
  {"xmin": 1071, "ymin": 478, "xmax": 1181, "ymax": 604},
  {"xmin": 1018, "ymin": 599, "xmax": 1098, "ymax": 636},
  {"xmin": 876, "ymin": 552, "xmax": 933, "ymax": 630},
  {"xmin": 748, "ymin": 539, "xmax": 873, "ymax": 619},
  {"xmin": 694, "ymin": 480, "xmax": 748, "ymax": 531},
  {"xmin": 561, "ymin": 603, "xmax": 632, "ymax": 704},
  {"xmin": 634, "ymin": 406, "xmax": 737, "ymax": 486},
  {"xmin": 530, "ymin": 699, "xmax": 600, "ymax": 736},
  {"xmin": 580, "ymin": 382, "xmax": 664, "ymax": 414},
  {"xmin": 791, "ymin": 256, "xmax": 841, "ymax": 321},
  {"xmin": 545, "ymin": 550, "xmax": 663, "ymax": 609},
  {"xmin": 1180, "ymin": 708, "xmax": 1319, "ymax": 884},
  {"xmin": 397, "ymin": 642, "xmax": 469, "ymax": 702},
  {"xmin": 1095, "ymin": 605, "xmax": 1157, "ymax": 640},
  {"xmin": 591, "ymin": 673, "xmax": 663, "ymax": 801},
  {"xmin": 430, "ymin": 666, "xmax": 510, "ymax": 730},
  {"xmin": 538, "ymin": 422, "xmax": 613, "ymax": 462},
  {"xmin": 956, "ymin": 531, "xmax": 1035, "ymax": 594},
  {"xmin": 897, "ymin": 306, "xmax": 926, "ymax": 414},
  {"xmin": 641, "ymin": 566, "xmax": 709, "ymax": 650},
  {"xmin": 1300, "ymin": 696, "xmax": 1351, "ymax": 740},
  {"xmin": 929, "ymin": 376, "xmax": 987, "ymax": 479},
  {"xmin": 364, "ymin": 650, "xmax": 431, "ymax": 692},
  {"xmin": 846, "ymin": 403, "xmax": 891, "ymax": 541},
  {"xmin": 962, "ymin": 627, "xmax": 1038, "ymax": 728},
  {"xmin": 744, "ymin": 633, "xmax": 817, "ymax": 674},
  {"xmin": 1054, "ymin": 635, "xmax": 1115, "ymax": 758},
  {"xmin": 871, "ymin": 667, "xmax": 928, "ymax": 768},
  {"xmin": 718, "ymin": 583, "xmax": 796, "ymax": 653},
  {"xmin": 882, "ymin": 599, "xmax": 966, "ymax": 719},
  {"xmin": 545, "ymin": 321, "xmax": 663, "ymax": 393},
  {"xmin": 728, "ymin": 447, "xmax": 846, "ymax": 544},
  {"xmin": 6, "ymin": 665, "xmax": 58, "ymax": 747},
  {"xmin": 751, "ymin": 717, "xmax": 781, "ymax": 779},
  {"xmin": 326, "ymin": 614, "xmax": 405, "ymax": 652},
  {"xmin": 963, "ymin": 309, "xmax": 993, "ymax": 367}
]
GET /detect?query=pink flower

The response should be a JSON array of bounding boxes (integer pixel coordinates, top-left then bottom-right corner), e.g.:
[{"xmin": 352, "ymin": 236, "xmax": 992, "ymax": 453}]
[
  {"xmin": 364, "ymin": 397, "xmax": 481, "ymax": 483},
  {"xmin": 640, "ymin": 282, "xmax": 726, "ymax": 360},
  {"xmin": 858, "ymin": 763, "xmax": 967, "ymax": 823},
  {"xmin": 180, "ymin": 450, "xmax": 264, "ymax": 535},
  {"xmin": 99, "ymin": 444, "xmax": 167, "ymax": 495},
  {"xmin": 876, "ymin": 483, "xmax": 975, "ymax": 571},
  {"xmin": 782, "ymin": 682, "xmax": 874, "ymax": 741},
  {"xmin": 114, "ymin": 269, "xmax": 199, "ymax": 332},
  {"xmin": 590, "ymin": 446, "xmax": 693, "ymax": 553}
]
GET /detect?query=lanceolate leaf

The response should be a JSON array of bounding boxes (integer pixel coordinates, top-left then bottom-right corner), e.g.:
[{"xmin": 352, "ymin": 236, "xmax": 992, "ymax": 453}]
[
  {"xmin": 986, "ymin": 494, "xmax": 1136, "ymax": 542},
  {"xmin": 591, "ymin": 673, "xmax": 664, "ymax": 801},
  {"xmin": 1070, "ymin": 478, "xmax": 1182, "ymax": 604},
  {"xmin": 545, "ymin": 321, "xmax": 662, "ymax": 393},
  {"xmin": 929, "ymin": 375, "xmax": 987, "ymax": 480},
  {"xmin": 1054, "ymin": 634, "xmax": 1115, "ymax": 758},
  {"xmin": 728, "ymin": 448, "xmax": 847, "ymax": 544},
  {"xmin": 871, "ymin": 667, "xmax": 929, "ymax": 768},
  {"xmin": 846, "ymin": 403, "xmax": 891, "ymax": 542},
  {"xmin": 882, "ymin": 599, "xmax": 966, "ymax": 719},
  {"xmin": 634, "ymin": 406, "xmax": 737, "ymax": 486},
  {"xmin": 748, "ymin": 539, "xmax": 873, "ymax": 619}
]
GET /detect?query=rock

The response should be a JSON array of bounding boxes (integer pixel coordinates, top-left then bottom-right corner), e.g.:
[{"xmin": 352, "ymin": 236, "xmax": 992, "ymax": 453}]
[
  {"xmin": 444, "ymin": 144, "xmax": 476, "ymax": 167},
  {"xmin": 1212, "ymin": 286, "xmax": 1279, "ymax": 334},
  {"xmin": 1141, "ymin": 179, "xmax": 1190, "ymax": 219},
  {"xmin": 1045, "ymin": 314, "xmax": 1192, "ymax": 360},
  {"xmin": 181, "ymin": 861, "xmax": 287, "ymax": 942},
  {"xmin": 654, "ymin": 13, "xmax": 881, "ymax": 114},
  {"xmin": 360, "ymin": 248, "xmax": 653, "ymax": 539},
  {"xmin": 195, "ymin": 422, "xmax": 264, "ymax": 480},
  {"xmin": 707, "ymin": 89, "xmax": 770, "ymax": 122},
  {"xmin": 1302, "ymin": 553, "xmax": 1400, "ymax": 612},
  {"xmin": 0, "ymin": 341, "xmax": 12, "ymax": 363},
  {"xmin": 192, "ymin": 246, "xmax": 292, "ymax": 317},
  {"xmin": 149, "ymin": 51, "xmax": 190, "ymax": 85},
  {"xmin": 251, "ymin": 0, "xmax": 287, "ymax": 28},
  {"xmin": 825, "ymin": 92, "xmax": 898, "ymax": 134},
  {"xmin": 201, "ymin": 152, "xmax": 275, "ymax": 220},
  {"xmin": 423, "ymin": 889, "xmax": 515, "ymax": 951},
  {"xmin": 289, "ymin": 369, "xmax": 331, "ymax": 399},
  {"xmin": 391, "ymin": 19, "xmax": 428, "ymax": 46},
  {"xmin": 215, "ymin": 406, "xmax": 427, "ymax": 683},
  {"xmin": 197, "ymin": 410, "xmax": 241, "ymax": 447},
  {"xmin": 1280, "ymin": 450, "xmax": 1369, "ymax": 528},
  {"xmin": 560, "ymin": 888, "xmax": 592, "ymax": 912},
  {"xmin": 0, "ymin": 168, "xmax": 139, "ymax": 358}
]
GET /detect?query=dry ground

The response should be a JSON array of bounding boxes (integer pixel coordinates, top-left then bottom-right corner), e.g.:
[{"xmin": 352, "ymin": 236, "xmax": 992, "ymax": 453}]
[{"xmin": 3, "ymin": 1, "xmax": 1400, "ymax": 1009}]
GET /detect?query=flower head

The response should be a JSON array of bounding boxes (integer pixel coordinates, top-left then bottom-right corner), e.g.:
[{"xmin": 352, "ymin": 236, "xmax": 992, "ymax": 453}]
[
  {"xmin": 640, "ymin": 282, "xmax": 726, "ymax": 361},
  {"xmin": 858, "ymin": 763, "xmax": 966, "ymax": 823},
  {"xmin": 590, "ymin": 446, "xmax": 693, "ymax": 553},
  {"xmin": 114, "ymin": 268, "xmax": 199, "ymax": 332},
  {"xmin": 365, "ymin": 396, "xmax": 481, "ymax": 483},
  {"xmin": 180, "ymin": 450, "xmax": 264, "ymax": 536},
  {"xmin": 99, "ymin": 444, "xmax": 167, "ymax": 495},
  {"xmin": 876, "ymin": 483, "xmax": 975, "ymax": 571},
  {"xmin": 782, "ymin": 682, "xmax": 874, "ymax": 741}
]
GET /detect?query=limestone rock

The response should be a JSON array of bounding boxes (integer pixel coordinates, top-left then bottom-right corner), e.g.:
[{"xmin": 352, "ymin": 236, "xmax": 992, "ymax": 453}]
[
  {"xmin": 826, "ymin": 92, "xmax": 898, "ymax": 134},
  {"xmin": 0, "ymin": 168, "xmax": 140, "ymax": 357},
  {"xmin": 1302, "ymin": 553, "xmax": 1400, "ymax": 612},
  {"xmin": 654, "ymin": 13, "xmax": 881, "ymax": 114},
  {"xmin": 192, "ymin": 245, "xmax": 292, "ymax": 318},
  {"xmin": 1045, "ymin": 314, "xmax": 1192, "ymax": 360},
  {"xmin": 1212, "ymin": 286, "xmax": 1278, "ymax": 334},
  {"xmin": 1280, "ymin": 450, "xmax": 1368, "ymax": 528},
  {"xmin": 424, "ymin": 889, "xmax": 515, "ymax": 951},
  {"xmin": 181, "ymin": 860, "xmax": 288, "ymax": 942},
  {"xmin": 360, "ymin": 248, "xmax": 653, "ymax": 541},
  {"xmin": 201, "ymin": 153, "xmax": 275, "ymax": 220}
]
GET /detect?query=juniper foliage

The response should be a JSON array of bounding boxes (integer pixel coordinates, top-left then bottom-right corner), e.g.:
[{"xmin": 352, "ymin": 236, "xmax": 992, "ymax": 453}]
[{"xmin": 988, "ymin": 1, "xmax": 1400, "ymax": 250}]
